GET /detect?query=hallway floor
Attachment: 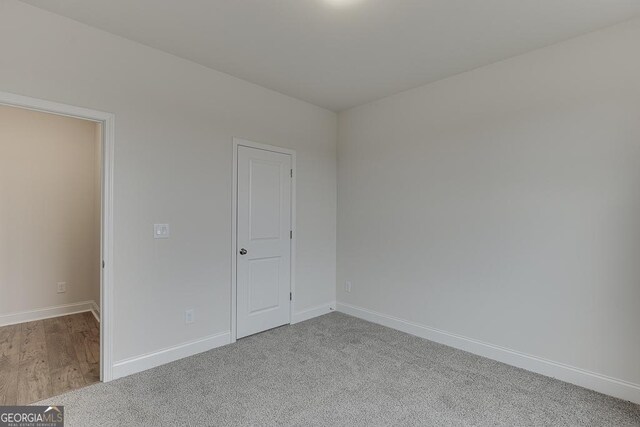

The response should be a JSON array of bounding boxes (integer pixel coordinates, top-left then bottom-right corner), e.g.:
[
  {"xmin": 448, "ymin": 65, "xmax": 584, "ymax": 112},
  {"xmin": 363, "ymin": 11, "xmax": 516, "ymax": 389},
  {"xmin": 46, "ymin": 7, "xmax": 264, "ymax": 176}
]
[{"xmin": 0, "ymin": 312, "xmax": 100, "ymax": 405}]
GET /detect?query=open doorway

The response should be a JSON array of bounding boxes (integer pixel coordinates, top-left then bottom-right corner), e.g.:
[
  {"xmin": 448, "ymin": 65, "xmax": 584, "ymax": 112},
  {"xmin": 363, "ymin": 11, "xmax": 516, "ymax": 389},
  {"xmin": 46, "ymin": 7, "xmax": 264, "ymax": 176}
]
[{"xmin": 0, "ymin": 93, "xmax": 114, "ymax": 404}]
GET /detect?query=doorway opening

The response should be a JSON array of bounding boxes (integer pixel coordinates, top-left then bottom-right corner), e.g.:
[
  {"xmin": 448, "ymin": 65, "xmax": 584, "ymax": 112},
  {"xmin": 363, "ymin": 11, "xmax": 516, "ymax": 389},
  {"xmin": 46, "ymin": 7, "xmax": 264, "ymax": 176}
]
[{"xmin": 0, "ymin": 92, "xmax": 114, "ymax": 404}]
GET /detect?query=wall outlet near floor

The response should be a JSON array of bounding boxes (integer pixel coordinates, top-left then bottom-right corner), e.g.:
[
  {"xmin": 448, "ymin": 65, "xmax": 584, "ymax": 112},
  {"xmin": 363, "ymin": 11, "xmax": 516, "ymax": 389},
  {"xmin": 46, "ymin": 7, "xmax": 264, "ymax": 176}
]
[
  {"xmin": 154, "ymin": 223, "xmax": 170, "ymax": 239},
  {"xmin": 57, "ymin": 282, "xmax": 66, "ymax": 293},
  {"xmin": 345, "ymin": 281, "xmax": 352, "ymax": 293},
  {"xmin": 185, "ymin": 309, "xmax": 195, "ymax": 324}
]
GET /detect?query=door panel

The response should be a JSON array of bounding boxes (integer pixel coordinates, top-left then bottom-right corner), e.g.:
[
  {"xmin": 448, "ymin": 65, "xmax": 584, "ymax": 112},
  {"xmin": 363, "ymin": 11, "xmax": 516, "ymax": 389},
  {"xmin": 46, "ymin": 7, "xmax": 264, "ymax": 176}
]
[
  {"xmin": 237, "ymin": 146, "xmax": 291, "ymax": 338},
  {"xmin": 248, "ymin": 257, "xmax": 281, "ymax": 314},
  {"xmin": 249, "ymin": 159, "xmax": 282, "ymax": 240}
]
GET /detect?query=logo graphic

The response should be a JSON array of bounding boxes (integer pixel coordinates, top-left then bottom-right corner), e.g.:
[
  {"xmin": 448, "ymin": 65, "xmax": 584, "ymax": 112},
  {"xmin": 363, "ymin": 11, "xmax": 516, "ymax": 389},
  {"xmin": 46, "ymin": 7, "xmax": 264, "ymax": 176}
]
[{"xmin": 0, "ymin": 405, "xmax": 64, "ymax": 427}]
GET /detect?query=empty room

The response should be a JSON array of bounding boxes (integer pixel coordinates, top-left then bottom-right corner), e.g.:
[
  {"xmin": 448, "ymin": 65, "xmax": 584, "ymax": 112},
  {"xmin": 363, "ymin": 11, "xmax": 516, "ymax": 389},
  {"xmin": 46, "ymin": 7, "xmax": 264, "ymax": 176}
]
[{"xmin": 0, "ymin": 0, "xmax": 639, "ymax": 425}]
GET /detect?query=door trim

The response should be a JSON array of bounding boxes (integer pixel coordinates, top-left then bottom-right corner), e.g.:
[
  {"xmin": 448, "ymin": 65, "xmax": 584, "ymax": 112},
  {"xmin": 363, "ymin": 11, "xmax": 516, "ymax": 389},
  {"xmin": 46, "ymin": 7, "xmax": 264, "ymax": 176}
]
[
  {"xmin": 231, "ymin": 138, "xmax": 296, "ymax": 342},
  {"xmin": 0, "ymin": 90, "xmax": 115, "ymax": 382}
]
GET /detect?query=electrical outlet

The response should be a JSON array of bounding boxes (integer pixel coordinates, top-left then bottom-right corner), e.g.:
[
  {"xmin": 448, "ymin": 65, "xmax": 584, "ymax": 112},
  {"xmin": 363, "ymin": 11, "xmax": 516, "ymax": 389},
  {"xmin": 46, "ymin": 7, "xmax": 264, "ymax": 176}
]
[
  {"xmin": 345, "ymin": 281, "xmax": 352, "ymax": 293},
  {"xmin": 57, "ymin": 282, "xmax": 66, "ymax": 293},
  {"xmin": 154, "ymin": 223, "xmax": 170, "ymax": 239},
  {"xmin": 185, "ymin": 309, "xmax": 195, "ymax": 324}
]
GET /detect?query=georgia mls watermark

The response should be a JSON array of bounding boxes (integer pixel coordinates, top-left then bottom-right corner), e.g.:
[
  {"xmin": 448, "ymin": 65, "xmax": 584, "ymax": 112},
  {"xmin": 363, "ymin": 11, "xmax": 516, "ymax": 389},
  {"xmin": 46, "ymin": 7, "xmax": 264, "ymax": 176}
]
[{"xmin": 0, "ymin": 406, "xmax": 64, "ymax": 427}]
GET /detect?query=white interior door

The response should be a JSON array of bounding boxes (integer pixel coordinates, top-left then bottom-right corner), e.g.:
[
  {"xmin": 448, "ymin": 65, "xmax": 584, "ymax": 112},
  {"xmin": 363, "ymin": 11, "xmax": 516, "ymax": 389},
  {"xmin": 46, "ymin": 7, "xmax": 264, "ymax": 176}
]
[{"xmin": 236, "ymin": 145, "xmax": 292, "ymax": 338}]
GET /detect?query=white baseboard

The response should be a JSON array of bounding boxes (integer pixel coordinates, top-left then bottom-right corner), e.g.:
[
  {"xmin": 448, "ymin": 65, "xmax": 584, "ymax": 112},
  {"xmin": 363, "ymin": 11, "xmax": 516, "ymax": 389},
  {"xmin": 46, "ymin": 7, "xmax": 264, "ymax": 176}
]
[
  {"xmin": 111, "ymin": 301, "xmax": 334, "ymax": 380},
  {"xmin": 292, "ymin": 301, "xmax": 336, "ymax": 324},
  {"xmin": 0, "ymin": 300, "xmax": 98, "ymax": 327},
  {"xmin": 90, "ymin": 301, "xmax": 100, "ymax": 323},
  {"xmin": 337, "ymin": 302, "xmax": 640, "ymax": 404},
  {"xmin": 112, "ymin": 331, "xmax": 231, "ymax": 379}
]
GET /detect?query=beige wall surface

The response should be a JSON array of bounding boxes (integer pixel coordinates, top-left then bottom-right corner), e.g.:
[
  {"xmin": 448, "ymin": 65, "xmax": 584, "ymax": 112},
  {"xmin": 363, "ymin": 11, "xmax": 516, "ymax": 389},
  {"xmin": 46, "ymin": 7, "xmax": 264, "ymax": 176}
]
[
  {"xmin": 0, "ymin": 1, "xmax": 337, "ymax": 362},
  {"xmin": 0, "ymin": 105, "xmax": 100, "ymax": 315},
  {"xmin": 338, "ymin": 18, "xmax": 640, "ymax": 386}
]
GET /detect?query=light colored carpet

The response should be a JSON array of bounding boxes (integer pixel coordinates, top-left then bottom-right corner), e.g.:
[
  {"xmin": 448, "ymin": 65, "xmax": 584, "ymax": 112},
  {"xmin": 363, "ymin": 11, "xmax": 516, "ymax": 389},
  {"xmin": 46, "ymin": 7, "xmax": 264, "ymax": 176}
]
[{"xmin": 38, "ymin": 312, "xmax": 640, "ymax": 426}]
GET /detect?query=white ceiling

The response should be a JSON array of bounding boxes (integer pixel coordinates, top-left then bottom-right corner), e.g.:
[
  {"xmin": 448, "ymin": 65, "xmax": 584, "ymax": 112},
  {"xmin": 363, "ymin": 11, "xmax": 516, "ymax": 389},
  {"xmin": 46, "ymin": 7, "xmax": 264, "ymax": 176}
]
[{"xmin": 21, "ymin": 0, "xmax": 640, "ymax": 111}]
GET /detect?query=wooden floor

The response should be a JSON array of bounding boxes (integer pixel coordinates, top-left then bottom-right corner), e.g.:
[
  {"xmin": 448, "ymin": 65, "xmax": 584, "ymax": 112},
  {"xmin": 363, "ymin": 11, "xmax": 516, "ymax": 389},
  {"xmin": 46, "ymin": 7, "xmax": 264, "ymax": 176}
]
[{"xmin": 0, "ymin": 312, "xmax": 100, "ymax": 405}]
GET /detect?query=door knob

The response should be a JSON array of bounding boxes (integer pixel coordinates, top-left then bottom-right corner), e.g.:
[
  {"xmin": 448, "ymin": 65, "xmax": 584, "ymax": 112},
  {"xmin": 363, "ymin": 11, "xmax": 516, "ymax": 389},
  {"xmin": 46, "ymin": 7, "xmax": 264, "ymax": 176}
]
[{"xmin": 239, "ymin": 248, "xmax": 247, "ymax": 255}]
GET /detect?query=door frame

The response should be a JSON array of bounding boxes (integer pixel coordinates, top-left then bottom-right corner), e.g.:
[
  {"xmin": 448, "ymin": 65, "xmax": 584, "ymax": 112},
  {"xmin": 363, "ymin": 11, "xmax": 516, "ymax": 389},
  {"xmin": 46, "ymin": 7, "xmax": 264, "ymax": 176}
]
[
  {"xmin": 0, "ymin": 91, "xmax": 115, "ymax": 382},
  {"xmin": 231, "ymin": 137, "xmax": 296, "ymax": 342}
]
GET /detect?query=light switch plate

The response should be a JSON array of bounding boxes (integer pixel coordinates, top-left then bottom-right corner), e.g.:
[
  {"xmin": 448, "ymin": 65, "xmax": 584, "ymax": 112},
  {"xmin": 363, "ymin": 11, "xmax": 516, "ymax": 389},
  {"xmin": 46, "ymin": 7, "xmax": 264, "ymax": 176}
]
[
  {"xmin": 57, "ymin": 282, "xmax": 66, "ymax": 293},
  {"xmin": 154, "ymin": 224, "xmax": 170, "ymax": 239}
]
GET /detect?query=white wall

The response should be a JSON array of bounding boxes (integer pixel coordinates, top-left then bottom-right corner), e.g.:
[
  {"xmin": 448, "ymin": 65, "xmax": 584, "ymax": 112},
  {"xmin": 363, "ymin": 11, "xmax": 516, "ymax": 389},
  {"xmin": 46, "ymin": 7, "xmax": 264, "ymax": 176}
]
[
  {"xmin": 0, "ymin": 0, "xmax": 336, "ymax": 363},
  {"xmin": 338, "ymin": 18, "xmax": 640, "ymax": 397},
  {"xmin": 0, "ymin": 105, "xmax": 100, "ymax": 316}
]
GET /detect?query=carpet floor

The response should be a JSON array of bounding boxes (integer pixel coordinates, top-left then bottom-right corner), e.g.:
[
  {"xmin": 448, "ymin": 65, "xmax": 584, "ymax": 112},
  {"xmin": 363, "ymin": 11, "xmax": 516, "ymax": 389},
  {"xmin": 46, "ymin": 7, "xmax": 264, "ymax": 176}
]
[{"xmin": 37, "ymin": 312, "xmax": 640, "ymax": 426}]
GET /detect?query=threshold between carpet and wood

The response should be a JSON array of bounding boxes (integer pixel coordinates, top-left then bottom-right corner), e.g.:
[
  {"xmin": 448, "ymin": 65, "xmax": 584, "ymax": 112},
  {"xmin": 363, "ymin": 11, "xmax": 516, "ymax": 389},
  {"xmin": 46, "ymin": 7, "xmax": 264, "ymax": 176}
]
[
  {"xmin": 37, "ymin": 312, "xmax": 639, "ymax": 426},
  {"xmin": 0, "ymin": 312, "xmax": 100, "ymax": 405}
]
